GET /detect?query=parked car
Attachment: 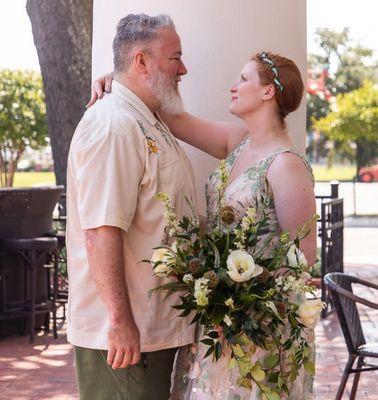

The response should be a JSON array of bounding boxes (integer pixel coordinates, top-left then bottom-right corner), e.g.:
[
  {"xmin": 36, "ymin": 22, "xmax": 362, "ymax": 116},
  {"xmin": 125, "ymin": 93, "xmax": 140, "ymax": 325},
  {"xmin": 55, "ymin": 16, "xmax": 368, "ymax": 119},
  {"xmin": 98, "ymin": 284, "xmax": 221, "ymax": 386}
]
[{"xmin": 357, "ymin": 165, "xmax": 378, "ymax": 182}]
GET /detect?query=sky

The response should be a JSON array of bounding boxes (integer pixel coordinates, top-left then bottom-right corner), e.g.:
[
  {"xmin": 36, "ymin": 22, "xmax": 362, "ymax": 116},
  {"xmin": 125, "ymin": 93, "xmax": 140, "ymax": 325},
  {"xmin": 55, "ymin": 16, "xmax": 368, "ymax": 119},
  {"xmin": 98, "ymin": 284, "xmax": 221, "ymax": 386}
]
[{"xmin": 0, "ymin": 0, "xmax": 377, "ymax": 71}]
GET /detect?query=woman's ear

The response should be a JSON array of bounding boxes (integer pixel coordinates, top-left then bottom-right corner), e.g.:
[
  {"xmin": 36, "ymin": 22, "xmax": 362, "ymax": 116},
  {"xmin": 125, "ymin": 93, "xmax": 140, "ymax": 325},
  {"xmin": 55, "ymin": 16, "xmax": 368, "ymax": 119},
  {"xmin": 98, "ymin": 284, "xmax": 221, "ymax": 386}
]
[{"xmin": 262, "ymin": 84, "xmax": 276, "ymax": 101}]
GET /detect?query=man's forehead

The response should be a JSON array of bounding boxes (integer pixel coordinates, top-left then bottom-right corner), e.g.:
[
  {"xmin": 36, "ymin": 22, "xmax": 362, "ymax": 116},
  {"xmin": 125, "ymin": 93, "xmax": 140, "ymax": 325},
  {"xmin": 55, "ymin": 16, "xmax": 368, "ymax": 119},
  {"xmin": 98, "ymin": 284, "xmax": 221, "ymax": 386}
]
[{"xmin": 156, "ymin": 28, "xmax": 182, "ymax": 53}]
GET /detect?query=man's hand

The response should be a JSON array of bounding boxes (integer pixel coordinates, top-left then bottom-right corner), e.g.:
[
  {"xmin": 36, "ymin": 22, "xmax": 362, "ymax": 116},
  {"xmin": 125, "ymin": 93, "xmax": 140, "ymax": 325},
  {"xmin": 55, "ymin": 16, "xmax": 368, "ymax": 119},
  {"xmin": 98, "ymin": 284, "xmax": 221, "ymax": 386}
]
[
  {"xmin": 86, "ymin": 72, "xmax": 114, "ymax": 108},
  {"xmin": 85, "ymin": 226, "xmax": 140, "ymax": 370},
  {"xmin": 107, "ymin": 320, "xmax": 141, "ymax": 369}
]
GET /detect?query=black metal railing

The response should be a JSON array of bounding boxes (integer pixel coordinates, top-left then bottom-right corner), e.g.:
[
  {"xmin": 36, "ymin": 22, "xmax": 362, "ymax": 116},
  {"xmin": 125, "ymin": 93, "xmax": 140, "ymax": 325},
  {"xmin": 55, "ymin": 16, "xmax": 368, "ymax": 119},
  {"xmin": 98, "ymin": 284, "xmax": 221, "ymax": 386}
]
[{"xmin": 315, "ymin": 181, "xmax": 344, "ymax": 317}]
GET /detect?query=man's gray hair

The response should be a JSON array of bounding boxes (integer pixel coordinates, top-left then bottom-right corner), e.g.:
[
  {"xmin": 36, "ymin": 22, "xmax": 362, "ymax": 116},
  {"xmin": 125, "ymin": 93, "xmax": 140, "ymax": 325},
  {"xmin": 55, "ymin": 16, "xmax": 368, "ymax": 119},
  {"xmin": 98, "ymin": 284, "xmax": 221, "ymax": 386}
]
[{"xmin": 113, "ymin": 13, "xmax": 175, "ymax": 73}]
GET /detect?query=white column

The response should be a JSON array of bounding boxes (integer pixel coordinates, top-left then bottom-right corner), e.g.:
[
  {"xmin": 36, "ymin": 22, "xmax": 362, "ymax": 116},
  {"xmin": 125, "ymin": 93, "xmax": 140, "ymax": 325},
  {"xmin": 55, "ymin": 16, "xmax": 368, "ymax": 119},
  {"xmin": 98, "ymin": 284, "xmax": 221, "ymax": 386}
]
[{"xmin": 93, "ymin": 0, "xmax": 307, "ymax": 213}]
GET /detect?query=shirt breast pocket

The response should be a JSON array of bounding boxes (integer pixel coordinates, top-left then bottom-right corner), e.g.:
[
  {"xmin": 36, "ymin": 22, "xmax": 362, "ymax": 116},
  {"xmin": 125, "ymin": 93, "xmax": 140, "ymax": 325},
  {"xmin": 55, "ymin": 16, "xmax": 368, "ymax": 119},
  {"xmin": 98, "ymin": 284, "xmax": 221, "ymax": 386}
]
[{"xmin": 157, "ymin": 151, "xmax": 181, "ymax": 192}]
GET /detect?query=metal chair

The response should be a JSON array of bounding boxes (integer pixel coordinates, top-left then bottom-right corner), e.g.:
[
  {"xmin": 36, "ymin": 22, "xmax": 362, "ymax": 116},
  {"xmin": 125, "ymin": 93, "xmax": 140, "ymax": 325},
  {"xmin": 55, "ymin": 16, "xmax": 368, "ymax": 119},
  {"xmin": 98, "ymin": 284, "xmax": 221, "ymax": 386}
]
[{"xmin": 324, "ymin": 272, "xmax": 378, "ymax": 399}]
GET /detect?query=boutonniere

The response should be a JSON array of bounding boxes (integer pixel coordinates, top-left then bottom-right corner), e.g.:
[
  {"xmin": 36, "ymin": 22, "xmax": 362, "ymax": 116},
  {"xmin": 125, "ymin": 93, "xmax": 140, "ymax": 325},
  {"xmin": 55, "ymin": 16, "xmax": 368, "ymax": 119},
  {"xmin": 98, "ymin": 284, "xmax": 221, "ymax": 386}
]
[
  {"xmin": 146, "ymin": 137, "xmax": 159, "ymax": 154},
  {"xmin": 137, "ymin": 120, "xmax": 160, "ymax": 154}
]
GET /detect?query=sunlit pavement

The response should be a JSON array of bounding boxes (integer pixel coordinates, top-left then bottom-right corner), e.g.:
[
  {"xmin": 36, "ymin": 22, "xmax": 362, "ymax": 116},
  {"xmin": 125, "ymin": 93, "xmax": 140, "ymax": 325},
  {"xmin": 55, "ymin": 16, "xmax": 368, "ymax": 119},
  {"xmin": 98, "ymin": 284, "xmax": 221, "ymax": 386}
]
[{"xmin": 0, "ymin": 262, "xmax": 376, "ymax": 399}]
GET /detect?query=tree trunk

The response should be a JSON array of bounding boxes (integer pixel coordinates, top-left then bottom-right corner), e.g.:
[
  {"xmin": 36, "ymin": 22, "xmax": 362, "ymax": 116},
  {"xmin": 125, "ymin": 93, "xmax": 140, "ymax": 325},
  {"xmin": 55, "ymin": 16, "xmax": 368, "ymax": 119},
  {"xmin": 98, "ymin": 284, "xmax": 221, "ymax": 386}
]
[{"xmin": 26, "ymin": 0, "xmax": 93, "ymax": 187}]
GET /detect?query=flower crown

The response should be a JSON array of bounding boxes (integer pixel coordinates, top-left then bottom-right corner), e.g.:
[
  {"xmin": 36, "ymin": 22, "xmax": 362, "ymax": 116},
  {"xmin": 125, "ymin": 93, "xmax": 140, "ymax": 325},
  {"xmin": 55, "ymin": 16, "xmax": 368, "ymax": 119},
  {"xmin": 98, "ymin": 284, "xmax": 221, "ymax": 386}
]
[{"xmin": 257, "ymin": 51, "xmax": 284, "ymax": 92}]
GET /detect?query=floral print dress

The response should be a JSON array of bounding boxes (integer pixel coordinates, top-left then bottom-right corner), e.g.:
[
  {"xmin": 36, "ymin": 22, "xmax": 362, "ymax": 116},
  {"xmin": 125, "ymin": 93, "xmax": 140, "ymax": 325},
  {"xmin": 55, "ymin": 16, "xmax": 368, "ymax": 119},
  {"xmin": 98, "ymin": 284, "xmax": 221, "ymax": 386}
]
[{"xmin": 171, "ymin": 138, "xmax": 316, "ymax": 400}]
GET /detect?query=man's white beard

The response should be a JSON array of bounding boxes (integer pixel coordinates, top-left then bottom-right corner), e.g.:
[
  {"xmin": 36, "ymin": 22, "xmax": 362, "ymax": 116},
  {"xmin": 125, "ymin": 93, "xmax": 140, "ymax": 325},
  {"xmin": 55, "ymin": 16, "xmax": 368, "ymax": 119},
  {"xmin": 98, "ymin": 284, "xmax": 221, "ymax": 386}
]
[{"xmin": 148, "ymin": 70, "xmax": 184, "ymax": 115}]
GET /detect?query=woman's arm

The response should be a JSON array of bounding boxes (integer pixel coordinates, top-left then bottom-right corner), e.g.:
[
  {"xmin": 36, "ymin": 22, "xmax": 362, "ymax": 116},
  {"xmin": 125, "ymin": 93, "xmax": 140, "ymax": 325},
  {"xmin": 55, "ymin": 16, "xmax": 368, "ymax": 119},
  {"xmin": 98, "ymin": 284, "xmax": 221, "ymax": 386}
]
[
  {"xmin": 160, "ymin": 111, "xmax": 248, "ymax": 159},
  {"xmin": 87, "ymin": 74, "xmax": 248, "ymax": 159},
  {"xmin": 267, "ymin": 153, "xmax": 317, "ymax": 266}
]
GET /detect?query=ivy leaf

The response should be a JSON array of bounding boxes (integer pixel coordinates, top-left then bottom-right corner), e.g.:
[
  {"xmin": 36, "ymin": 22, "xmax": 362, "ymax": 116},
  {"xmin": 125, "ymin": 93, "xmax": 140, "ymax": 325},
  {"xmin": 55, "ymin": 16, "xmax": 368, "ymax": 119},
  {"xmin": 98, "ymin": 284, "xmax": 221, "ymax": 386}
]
[
  {"xmin": 251, "ymin": 363, "xmax": 265, "ymax": 382},
  {"xmin": 237, "ymin": 357, "xmax": 252, "ymax": 378},
  {"xmin": 232, "ymin": 344, "xmax": 245, "ymax": 358},
  {"xmin": 263, "ymin": 354, "xmax": 280, "ymax": 369},
  {"xmin": 304, "ymin": 359, "xmax": 315, "ymax": 375},
  {"xmin": 228, "ymin": 357, "xmax": 237, "ymax": 370}
]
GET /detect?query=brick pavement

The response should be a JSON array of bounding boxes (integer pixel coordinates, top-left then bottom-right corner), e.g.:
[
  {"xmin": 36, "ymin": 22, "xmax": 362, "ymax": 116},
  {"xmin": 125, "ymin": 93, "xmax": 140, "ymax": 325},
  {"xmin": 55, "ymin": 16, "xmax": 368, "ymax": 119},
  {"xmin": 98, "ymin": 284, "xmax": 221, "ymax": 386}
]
[{"xmin": 0, "ymin": 263, "xmax": 377, "ymax": 400}]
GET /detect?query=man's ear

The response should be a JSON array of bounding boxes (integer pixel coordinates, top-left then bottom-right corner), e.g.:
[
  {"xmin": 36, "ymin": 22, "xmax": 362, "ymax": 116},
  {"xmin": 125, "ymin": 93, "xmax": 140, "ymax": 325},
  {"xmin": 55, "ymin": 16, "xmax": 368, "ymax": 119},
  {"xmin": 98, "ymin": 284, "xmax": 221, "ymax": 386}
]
[
  {"xmin": 134, "ymin": 51, "xmax": 149, "ymax": 74},
  {"xmin": 262, "ymin": 84, "xmax": 276, "ymax": 101}
]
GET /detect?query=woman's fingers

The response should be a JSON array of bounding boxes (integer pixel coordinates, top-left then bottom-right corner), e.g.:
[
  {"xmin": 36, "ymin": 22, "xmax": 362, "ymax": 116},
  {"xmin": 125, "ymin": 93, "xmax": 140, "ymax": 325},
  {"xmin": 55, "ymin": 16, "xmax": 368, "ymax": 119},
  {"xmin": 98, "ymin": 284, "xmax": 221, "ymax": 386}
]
[{"xmin": 105, "ymin": 75, "xmax": 113, "ymax": 93}]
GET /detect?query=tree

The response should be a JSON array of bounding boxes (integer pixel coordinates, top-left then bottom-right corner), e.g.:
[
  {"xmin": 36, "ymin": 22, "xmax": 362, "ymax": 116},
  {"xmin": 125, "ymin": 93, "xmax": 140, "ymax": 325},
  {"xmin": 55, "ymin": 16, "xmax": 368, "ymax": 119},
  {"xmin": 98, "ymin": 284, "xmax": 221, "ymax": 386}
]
[
  {"xmin": 314, "ymin": 81, "xmax": 378, "ymax": 175},
  {"xmin": 307, "ymin": 28, "xmax": 378, "ymax": 165},
  {"xmin": 26, "ymin": 0, "xmax": 93, "ymax": 187},
  {"xmin": 0, "ymin": 69, "xmax": 48, "ymax": 187}
]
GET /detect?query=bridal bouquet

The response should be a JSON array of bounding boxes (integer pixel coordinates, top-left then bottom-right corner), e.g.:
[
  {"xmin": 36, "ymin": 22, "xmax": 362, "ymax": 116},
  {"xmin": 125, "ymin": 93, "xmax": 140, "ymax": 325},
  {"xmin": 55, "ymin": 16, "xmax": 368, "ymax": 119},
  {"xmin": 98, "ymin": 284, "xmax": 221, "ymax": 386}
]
[{"xmin": 148, "ymin": 161, "xmax": 322, "ymax": 399}]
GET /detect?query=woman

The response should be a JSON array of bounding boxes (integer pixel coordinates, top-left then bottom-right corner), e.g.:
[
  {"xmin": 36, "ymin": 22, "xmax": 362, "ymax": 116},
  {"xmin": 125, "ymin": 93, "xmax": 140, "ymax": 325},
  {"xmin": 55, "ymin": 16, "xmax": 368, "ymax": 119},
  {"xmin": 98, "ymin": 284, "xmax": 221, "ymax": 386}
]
[{"xmin": 91, "ymin": 51, "xmax": 317, "ymax": 399}]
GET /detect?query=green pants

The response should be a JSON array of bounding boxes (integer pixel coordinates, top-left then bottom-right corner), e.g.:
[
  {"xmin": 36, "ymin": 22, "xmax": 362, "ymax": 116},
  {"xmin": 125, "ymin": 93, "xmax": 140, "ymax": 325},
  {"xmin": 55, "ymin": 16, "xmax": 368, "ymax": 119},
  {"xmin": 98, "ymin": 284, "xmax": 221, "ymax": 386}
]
[{"xmin": 75, "ymin": 346, "xmax": 178, "ymax": 400}]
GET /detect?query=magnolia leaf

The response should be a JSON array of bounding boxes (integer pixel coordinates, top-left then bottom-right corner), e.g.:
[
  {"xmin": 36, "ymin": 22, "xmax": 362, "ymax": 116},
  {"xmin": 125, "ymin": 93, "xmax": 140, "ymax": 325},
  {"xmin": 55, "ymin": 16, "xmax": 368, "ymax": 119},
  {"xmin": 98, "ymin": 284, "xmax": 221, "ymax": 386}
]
[
  {"xmin": 215, "ymin": 341, "xmax": 223, "ymax": 360},
  {"xmin": 251, "ymin": 364, "xmax": 265, "ymax": 382},
  {"xmin": 228, "ymin": 357, "xmax": 237, "ymax": 370},
  {"xmin": 203, "ymin": 346, "xmax": 214, "ymax": 359},
  {"xmin": 207, "ymin": 330, "xmax": 219, "ymax": 339},
  {"xmin": 263, "ymin": 354, "xmax": 280, "ymax": 369},
  {"xmin": 200, "ymin": 338, "xmax": 214, "ymax": 346},
  {"xmin": 304, "ymin": 359, "xmax": 316, "ymax": 375}
]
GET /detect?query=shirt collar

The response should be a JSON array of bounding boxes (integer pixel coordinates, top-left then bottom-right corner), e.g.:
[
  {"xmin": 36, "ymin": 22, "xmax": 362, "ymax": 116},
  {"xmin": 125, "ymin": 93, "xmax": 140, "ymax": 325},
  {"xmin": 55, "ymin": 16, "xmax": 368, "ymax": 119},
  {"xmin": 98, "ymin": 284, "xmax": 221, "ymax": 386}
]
[{"xmin": 112, "ymin": 80, "xmax": 158, "ymax": 126}]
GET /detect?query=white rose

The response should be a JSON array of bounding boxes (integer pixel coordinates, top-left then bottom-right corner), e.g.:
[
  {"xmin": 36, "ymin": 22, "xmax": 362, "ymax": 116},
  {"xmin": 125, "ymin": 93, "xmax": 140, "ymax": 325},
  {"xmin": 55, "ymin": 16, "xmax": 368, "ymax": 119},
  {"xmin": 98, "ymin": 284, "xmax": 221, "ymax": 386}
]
[
  {"xmin": 287, "ymin": 245, "xmax": 307, "ymax": 268},
  {"xmin": 298, "ymin": 299, "xmax": 325, "ymax": 329},
  {"xmin": 226, "ymin": 250, "xmax": 263, "ymax": 283},
  {"xmin": 183, "ymin": 274, "xmax": 194, "ymax": 283}
]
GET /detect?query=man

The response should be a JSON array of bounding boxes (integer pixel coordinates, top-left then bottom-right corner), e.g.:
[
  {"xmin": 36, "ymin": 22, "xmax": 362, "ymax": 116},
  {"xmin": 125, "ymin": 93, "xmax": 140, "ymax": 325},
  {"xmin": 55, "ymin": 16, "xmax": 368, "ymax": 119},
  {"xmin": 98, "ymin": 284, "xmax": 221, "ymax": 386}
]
[{"xmin": 67, "ymin": 14, "xmax": 197, "ymax": 399}]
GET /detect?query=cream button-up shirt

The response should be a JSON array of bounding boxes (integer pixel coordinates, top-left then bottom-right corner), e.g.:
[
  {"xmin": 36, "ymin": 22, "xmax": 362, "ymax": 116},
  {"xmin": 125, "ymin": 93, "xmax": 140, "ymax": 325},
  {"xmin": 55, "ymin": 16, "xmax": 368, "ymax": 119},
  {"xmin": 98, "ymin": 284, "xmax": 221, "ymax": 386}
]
[{"xmin": 66, "ymin": 80, "xmax": 198, "ymax": 351}]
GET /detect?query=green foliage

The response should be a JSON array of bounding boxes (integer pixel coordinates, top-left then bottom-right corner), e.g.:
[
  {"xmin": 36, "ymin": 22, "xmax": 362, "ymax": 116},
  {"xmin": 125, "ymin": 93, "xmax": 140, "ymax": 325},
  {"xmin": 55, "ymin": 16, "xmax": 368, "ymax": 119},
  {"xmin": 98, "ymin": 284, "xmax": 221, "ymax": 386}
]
[
  {"xmin": 307, "ymin": 28, "xmax": 377, "ymax": 139},
  {"xmin": 314, "ymin": 81, "xmax": 378, "ymax": 172},
  {"xmin": 0, "ymin": 69, "xmax": 48, "ymax": 187}
]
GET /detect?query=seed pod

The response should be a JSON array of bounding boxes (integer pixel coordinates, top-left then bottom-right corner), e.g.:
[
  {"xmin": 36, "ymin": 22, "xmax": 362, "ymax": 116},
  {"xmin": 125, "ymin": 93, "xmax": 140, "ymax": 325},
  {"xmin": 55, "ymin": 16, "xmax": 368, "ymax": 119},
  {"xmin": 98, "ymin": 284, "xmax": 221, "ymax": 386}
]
[
  {"xmin": 203, "ymin": 270, "xmax": 219, "ymax": 288},
  {"xmin": 220, "ymin": 206, "xmax": 235, "ymax": 225}
]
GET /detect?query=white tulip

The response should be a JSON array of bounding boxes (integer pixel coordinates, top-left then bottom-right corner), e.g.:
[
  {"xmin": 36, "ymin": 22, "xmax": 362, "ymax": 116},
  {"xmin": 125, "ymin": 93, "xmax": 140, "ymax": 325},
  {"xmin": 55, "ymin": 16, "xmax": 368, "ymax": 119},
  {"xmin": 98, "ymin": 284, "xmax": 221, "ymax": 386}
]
[
  {"xmin": 226, "ymin": 250, "xmax": 263, "ymax": 283},
  {"xmin": 287, "ymin": 245, "xmax": 307, "ymax": 268},
  {"xmin": 151, "ymin": 248, "xmax": 175, "ymax": 277},
  {"xmin": 298, "ymin": 299, "xmax": 325, "ymax": 329},
  {"xmin": 153, "ymin": 262, "xmax": 172, "ymax": 278}
]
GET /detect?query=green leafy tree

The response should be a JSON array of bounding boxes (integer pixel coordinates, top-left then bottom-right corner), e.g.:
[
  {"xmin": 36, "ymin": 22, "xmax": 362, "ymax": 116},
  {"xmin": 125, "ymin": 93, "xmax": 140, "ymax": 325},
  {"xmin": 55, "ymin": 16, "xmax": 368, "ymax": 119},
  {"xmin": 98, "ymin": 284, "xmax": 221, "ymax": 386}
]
[
  {"xmin": 314, "ymin": 81, "xmax": 378, "ymax": 175},
  {"xmin": 0, "ymin": 69, "xmax": 48, "ymax": 187},
  {"xmin": 307, "ymin": 28, "xmax": 378, "ymax": 165}
]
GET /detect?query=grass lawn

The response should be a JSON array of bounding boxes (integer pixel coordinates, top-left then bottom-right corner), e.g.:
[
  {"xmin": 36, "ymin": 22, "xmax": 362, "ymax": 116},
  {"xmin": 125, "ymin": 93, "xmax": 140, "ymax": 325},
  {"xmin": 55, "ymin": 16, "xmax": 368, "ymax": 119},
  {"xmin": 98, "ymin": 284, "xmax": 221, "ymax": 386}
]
[
  {"xmin": 13, "ymin": 172, "xmax": 56, "ymax": 187},
  {"xmin": 311, "ymin": 164, "xmax": 356, "ymax": 181},
  {"xmin": 11, "ymin": 166, "xmax": 357, "ymax": 187}
]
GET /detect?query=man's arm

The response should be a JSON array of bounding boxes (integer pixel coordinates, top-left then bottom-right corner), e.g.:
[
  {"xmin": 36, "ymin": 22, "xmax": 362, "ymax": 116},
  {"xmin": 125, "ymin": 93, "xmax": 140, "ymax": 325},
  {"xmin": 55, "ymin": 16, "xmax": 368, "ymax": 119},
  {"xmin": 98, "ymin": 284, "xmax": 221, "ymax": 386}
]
[{"xmin": 85, "ymin": 225, "xmax": 140, "ymax": 369}]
